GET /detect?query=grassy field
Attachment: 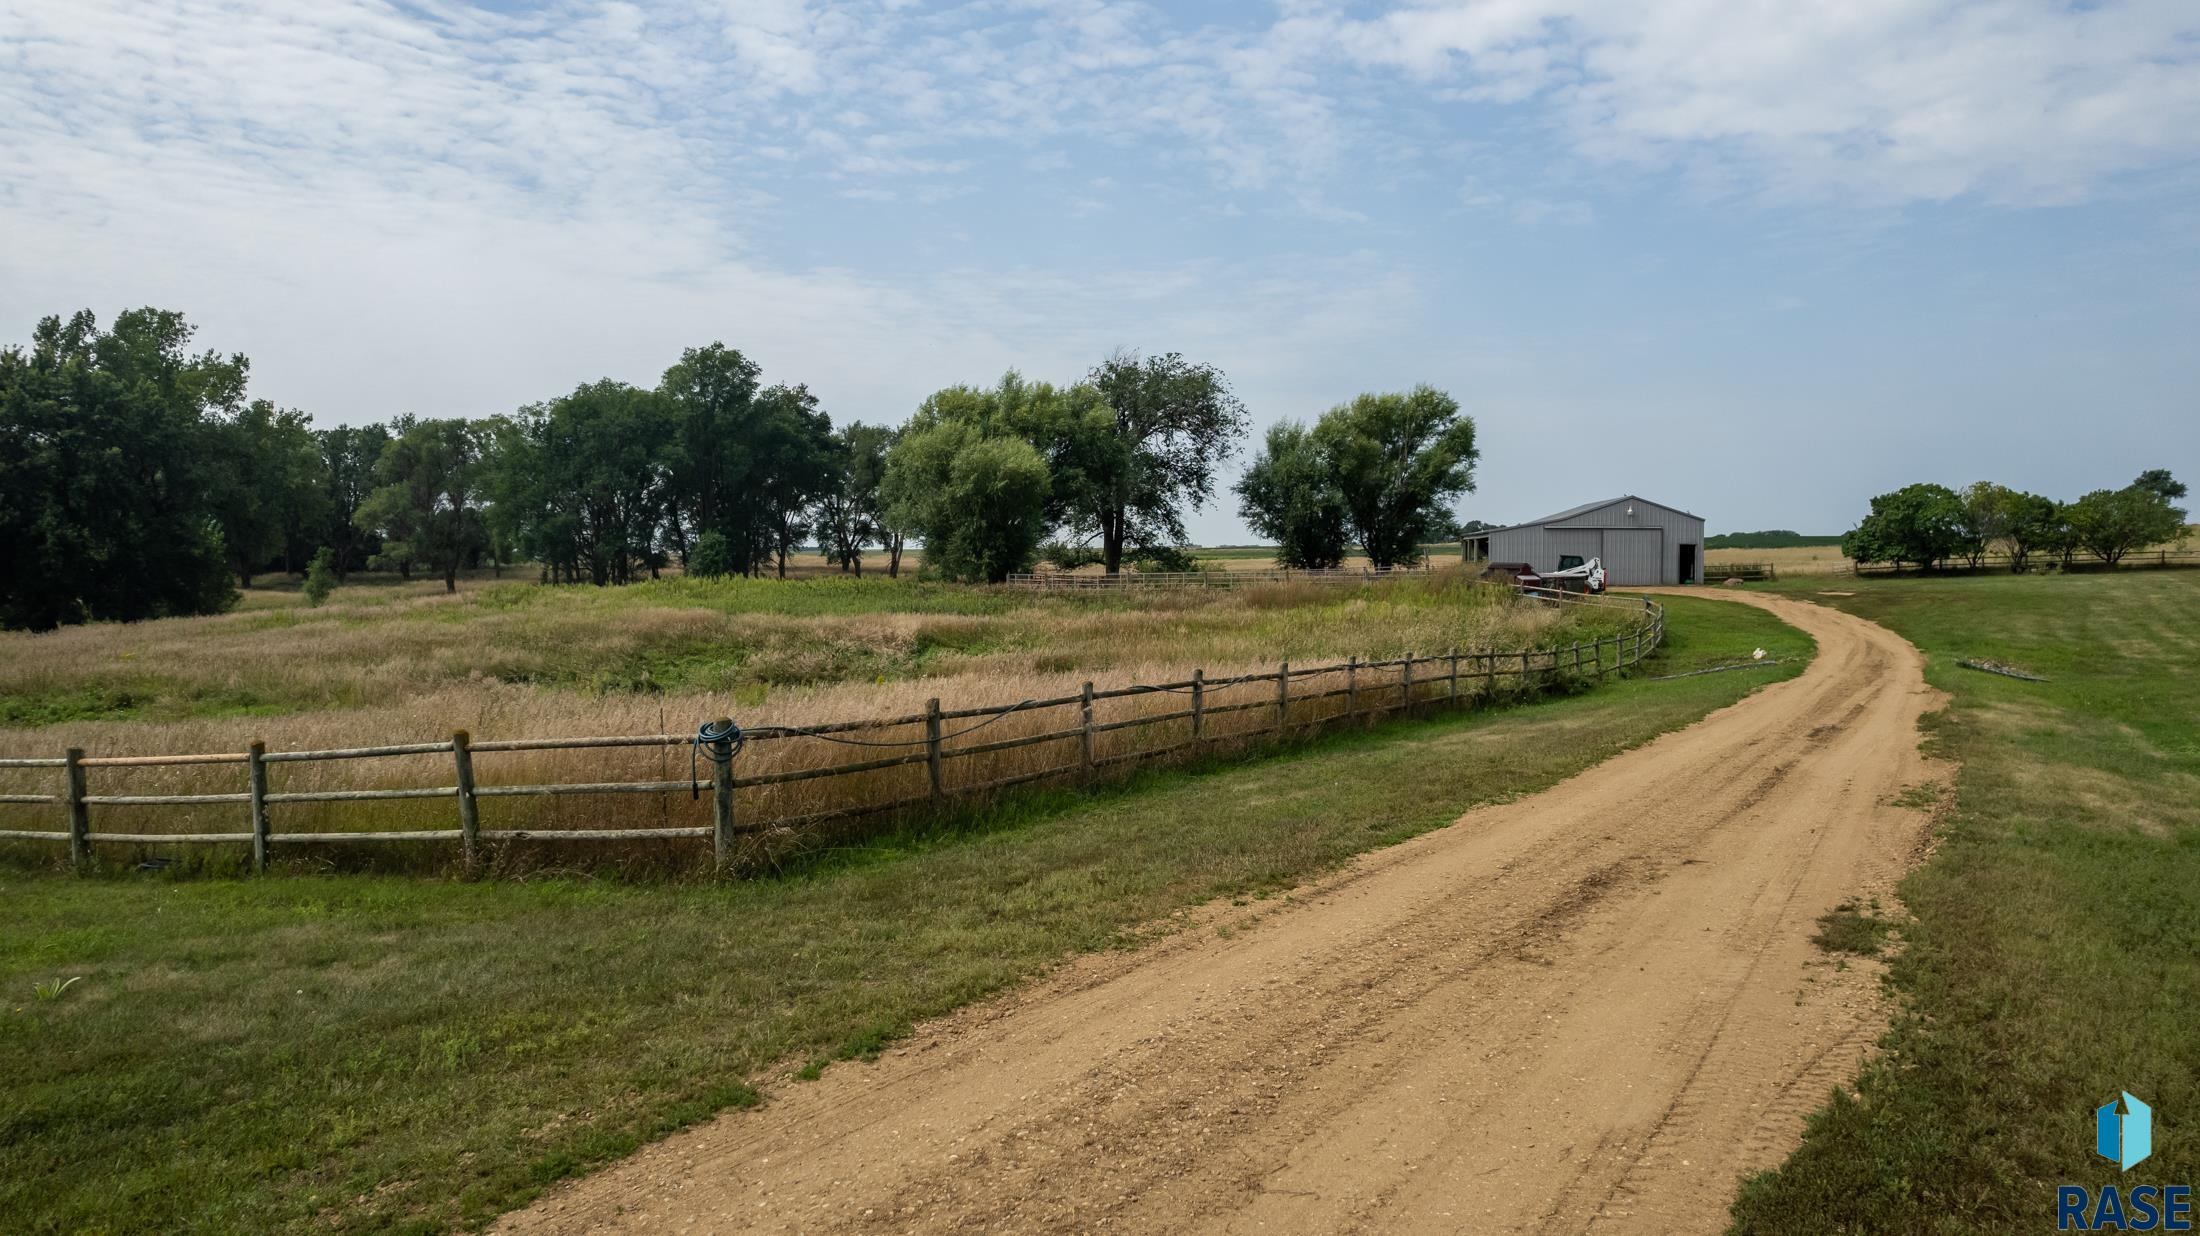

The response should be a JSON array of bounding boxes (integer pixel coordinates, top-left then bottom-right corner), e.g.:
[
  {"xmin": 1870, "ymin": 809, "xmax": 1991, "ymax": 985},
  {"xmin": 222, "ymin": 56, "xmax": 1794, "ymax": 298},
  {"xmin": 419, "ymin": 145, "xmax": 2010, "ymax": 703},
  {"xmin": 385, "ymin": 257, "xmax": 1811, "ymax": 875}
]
[
  {"xmin": 0, "ymin": 595, "xmax": 1808, "ymax": 1235},
  {"xmin": 0, "ymin": 568, "xmax": 1578, "ymax": 739},
  {"xmin": 1731, "ymin": 571, "xmax": 2199, "ymax": 1233},
  {"xmin": 0, "ymin": 573, "xmax": 1655, "ymax": 866}
]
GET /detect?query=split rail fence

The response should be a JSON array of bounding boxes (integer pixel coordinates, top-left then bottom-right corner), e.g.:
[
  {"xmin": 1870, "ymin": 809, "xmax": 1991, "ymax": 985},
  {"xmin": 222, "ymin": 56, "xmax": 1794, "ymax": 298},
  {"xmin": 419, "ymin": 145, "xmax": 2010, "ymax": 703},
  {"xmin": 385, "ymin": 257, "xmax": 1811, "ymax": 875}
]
[
  {"xmin": 1006, "ymin": 564, "xmax": 1433, "ymax": 590},
  {"xmin": 0, "ymin": 588, "xmax": 1662, "ymax": 876}
]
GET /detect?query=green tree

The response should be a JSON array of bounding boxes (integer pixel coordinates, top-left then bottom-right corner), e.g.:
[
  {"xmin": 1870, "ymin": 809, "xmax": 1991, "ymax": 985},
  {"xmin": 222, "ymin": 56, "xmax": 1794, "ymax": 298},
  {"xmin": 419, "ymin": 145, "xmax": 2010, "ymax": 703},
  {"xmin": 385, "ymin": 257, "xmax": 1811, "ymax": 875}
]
[
  {"xmin": 1841, "ymin": 483, "xmax": 1969, "ymax": 570},
  {"xmin": 355, "ymin": 418, "xmax": 490, "ymax": 593},
  {"xmin": 2067, "ymin": 473, "xmax": 2188, "ymax": 566},
  {"xmin": 1234, "ymin": 420, "xmax": 1350, "ymax": 569},
  {"xmin": 659, "ymin": 343, "xmax": 766, "ymax": 573},
  {"xmin": 1053, "ymin": 352, "xmax": 1247, "ymax": 575},
  {"xmin": 752, "ymin": 384, "xmax": 836, "ymax": 578},
  {"xmin": 814, "ymin": 424, "xmax": 878, "ymax": 575},
  {"xmin": 844, "ymin": 422, "xmax": 904, "ymax": 577},
  {"xmin": 0, "ymin": 308, "xmax": 245, "ymax": 629},
  {"xmin": 1998, "ymin": 489, "xmax": 2062, "ymax": 573},
  {"xmin": 1310, "ymin": 386, "xmax": 1478, "ymax": 569},
  {"xmin": 318, "ymin": 424, "xmax": 390, "ymax": 578},
  {"xmin": 882, "ymin": 418, "xmax": 1051, "ymax": 583},
  {"xmin": 209, "ymin": 398, "xmax": 327, "ymax": 586},
  {"xmin": 497, "ymin": 381, "xmax": 673, "ymax": 586}
]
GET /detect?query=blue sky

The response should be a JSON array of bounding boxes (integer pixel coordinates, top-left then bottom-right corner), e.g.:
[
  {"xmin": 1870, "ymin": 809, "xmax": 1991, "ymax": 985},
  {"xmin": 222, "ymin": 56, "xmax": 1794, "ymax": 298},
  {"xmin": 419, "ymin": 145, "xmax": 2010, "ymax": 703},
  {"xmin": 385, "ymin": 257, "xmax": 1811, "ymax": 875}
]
[{"xmin": 4, "ymin": 0, "xmax": 2196, "ymax": 540}]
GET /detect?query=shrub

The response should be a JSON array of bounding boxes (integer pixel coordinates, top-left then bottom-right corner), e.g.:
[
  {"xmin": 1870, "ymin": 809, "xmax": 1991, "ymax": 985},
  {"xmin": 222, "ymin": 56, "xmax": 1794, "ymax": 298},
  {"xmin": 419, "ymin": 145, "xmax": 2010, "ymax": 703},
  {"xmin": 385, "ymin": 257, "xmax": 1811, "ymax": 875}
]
[
  {"xmin": 302, "ymin": 548, "xmax": 339, "ymax": 607},
  {"xmin": 687, "ymin": 531, "xmax": 737, "ymax": 579}
]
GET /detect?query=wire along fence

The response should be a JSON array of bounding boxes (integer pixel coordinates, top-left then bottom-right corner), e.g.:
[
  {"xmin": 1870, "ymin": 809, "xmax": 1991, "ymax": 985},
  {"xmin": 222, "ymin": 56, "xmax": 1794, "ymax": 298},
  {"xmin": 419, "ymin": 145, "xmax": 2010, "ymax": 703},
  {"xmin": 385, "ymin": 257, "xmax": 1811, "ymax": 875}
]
[
  {"xmin": 0, "ymin": 588, "xmax": 1662, "ymax": 877},
  {"xmin": 1006, "ymin": 564, "xmax": 1433, "ymax": 589}
]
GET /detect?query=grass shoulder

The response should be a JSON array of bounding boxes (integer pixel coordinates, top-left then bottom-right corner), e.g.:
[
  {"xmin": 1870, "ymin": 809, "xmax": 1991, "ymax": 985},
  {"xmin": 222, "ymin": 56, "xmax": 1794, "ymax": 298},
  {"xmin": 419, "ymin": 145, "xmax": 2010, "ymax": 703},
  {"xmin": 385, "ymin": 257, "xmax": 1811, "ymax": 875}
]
[{"xmin": 1731, "ymin": 570, "xmax": 2200, "ymax": 1233}]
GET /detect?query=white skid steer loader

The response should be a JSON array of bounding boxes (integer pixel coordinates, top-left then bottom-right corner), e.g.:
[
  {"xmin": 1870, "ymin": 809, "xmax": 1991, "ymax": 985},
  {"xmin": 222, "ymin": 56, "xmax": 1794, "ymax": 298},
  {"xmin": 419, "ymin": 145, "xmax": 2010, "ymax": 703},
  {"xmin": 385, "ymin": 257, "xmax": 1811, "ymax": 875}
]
[{"xmin": 1541, "ymin": 556, "xmax": 1607, "ymax": 594}]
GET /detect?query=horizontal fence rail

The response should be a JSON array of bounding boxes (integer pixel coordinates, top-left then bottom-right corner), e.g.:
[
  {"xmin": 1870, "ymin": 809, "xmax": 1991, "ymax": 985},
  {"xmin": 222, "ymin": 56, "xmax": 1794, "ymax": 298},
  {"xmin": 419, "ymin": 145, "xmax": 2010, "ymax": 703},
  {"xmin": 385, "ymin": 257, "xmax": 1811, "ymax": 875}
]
[
  {"xmin": 1708, "ymin": 563, "xmax": 1779, "ymax": 581},
  {"xmin": 0, "ymin": 587, "xmax": 1662, "ymax": 876},
  {"xmin": 1006, "ymin": 564, "xmax": 1434, "ymax": 589},
  {"xmin": 1846, "ymin": 548, "xmax": 2200, "ymax": 576}
]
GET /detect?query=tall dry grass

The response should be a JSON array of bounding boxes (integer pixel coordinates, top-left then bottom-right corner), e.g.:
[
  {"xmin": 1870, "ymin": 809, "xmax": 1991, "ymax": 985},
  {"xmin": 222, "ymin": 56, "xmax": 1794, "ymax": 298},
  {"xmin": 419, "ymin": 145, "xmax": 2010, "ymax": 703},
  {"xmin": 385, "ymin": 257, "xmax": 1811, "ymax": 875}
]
[{"xmin": 0, "ymin": 577, "xmax": 1651, "ymax": 871}]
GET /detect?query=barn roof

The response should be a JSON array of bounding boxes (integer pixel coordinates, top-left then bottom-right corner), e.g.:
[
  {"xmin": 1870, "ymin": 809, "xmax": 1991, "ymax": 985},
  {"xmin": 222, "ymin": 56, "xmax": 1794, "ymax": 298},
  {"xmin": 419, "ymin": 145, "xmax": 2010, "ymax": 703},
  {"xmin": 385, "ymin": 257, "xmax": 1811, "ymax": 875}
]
[{"xmin": 1481, "ymin": 494, "xmax": 1703, "ymax": 535}]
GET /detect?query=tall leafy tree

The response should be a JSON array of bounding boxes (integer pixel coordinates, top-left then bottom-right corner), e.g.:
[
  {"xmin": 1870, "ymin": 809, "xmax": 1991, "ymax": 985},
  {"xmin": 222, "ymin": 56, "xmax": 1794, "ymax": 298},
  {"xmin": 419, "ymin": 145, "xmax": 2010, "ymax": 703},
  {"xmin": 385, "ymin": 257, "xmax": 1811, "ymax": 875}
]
[
  {"xmin": 845, "ymin": 422, "xmax": 904, "ymax": 577},
  {"xmin": 753, "ymin": 384, "xmax": 837, "ymax": 578},
  {"xmin": 1050, "ymin": 352, "xmax": 1247, "ymax": 575},
  {"xmin": 505, "ymin": 380, "xmax": 672, "ymax": 585},
  {"xmin": 1310, "ymin": 386, "xmax": 1478, "ymax": 569},
  {"xmin": 815, "ymin": 423, "xmax": 881, "ymax": 574},
  {"xmin": 209, "ymin": 398, "xmax": 326, "ymax": 585},
  {"xmin": 355, "ymin": 418, "xmax": 490, "ymax": 593},
  {"xmin": 1234, "ymin": 421, "xmax": 1349, "ymax": 569},
  {"xmin": 659, "ymin": 343, "xmax": 764, "ymax": 571},
  {"xmin": 1842, "ymin": 483, "xmax": 1969, "ymax": 569},
  {"xmin": 2068, "ymin": 473, "xmax": 2188, "ymax": 565},
  {"xmin": 882, "ymin": 402, "xmax": 1051, "ymax": 583},
  {"xmin": 318, "ymin": 423, "xmax": 391, "ymax": 578},
  {"xmin": 0, "ymin": 308, "xmax": 245, "ymax": 629},
  {"xmin": 1999, "ymin": 488, "xmax": 2062, "ymax": 573}
]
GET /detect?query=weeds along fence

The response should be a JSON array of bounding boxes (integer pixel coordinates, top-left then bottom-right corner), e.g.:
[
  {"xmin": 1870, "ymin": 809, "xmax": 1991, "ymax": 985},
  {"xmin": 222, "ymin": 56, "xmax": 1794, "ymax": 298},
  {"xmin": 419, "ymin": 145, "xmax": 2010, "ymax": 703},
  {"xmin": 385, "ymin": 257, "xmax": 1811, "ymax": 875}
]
[
  {"xmin": 0, "ymin": 587, "xmax": 1662, "ymax": 877},
  {"xmin": 1007, "ymin": 564, "xmax": 1434, "ymax": 590}
]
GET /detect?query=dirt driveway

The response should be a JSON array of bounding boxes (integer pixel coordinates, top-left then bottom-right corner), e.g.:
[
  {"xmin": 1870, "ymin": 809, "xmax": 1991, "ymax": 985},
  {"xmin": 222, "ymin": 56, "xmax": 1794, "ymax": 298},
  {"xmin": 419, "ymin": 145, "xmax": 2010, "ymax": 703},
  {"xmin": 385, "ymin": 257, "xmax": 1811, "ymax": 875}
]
[{"xmin": 499, "ymin": 591, "xmax": 1944, "ymax": 1235}]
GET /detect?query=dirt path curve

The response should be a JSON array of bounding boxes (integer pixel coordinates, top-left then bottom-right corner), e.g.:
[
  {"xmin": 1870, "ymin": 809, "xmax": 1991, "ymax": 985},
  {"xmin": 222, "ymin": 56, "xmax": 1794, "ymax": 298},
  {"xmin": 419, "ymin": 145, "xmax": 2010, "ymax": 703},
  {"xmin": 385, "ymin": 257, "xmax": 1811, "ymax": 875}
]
[{"xmin": 500, "ymin": 591, "xmax": 1945, "ymax": 1235}]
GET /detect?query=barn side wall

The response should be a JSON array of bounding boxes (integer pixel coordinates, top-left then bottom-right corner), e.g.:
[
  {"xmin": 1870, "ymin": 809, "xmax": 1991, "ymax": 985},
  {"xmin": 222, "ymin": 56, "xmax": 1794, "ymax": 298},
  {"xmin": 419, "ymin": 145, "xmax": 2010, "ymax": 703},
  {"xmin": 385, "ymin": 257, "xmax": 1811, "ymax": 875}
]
[{"xmin": 1485, "ymin": 498, "xmax": 1705, "ymax": 585}]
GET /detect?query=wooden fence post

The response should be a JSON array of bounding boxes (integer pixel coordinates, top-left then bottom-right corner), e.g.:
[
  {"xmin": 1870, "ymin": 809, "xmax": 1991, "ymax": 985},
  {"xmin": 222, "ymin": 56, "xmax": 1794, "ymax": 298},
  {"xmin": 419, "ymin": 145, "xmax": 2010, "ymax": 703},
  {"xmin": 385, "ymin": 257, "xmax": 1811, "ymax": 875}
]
[
  {"xmin": 248, "ymin": 740, "xmax": 271, "ymax": 875},
  {"xmin": 1347, "ymin": 655, "xmax": 1359, "ymax": 719},
  {"xmin": 1521, "ymin": 649, "xmax": 1531, "ymax": 685},
  {"xmin": 1448, "ymin": 647, "xmax": 1460, "ymax": 704},
  {"xmin": 1276, "ymin": 661, "xmax": 1290, "ymax": 730},
  {"xmin": 1191, "ymin": 669, "xmax": 1205, "ymax": 739},
  {"xmin": 451, "ymin": 730, "xmax": 479, "ymax": 872},
  {"xmin": 925, "ymin": 699, "xmax": 944, "ymax": 799},
  {"xmin": 64, "ymin": 747, "xmax": 89, "ymax": 873},
  {"xmin": 1485, "ymin": 651, "xmax": 1496, "ymax": 696},
  {"xmin": 1401, "ymin": 653, "xmax": 1414, "ymax": 711},
  {"xmin": 710, "ymin": 717, "xmax": 736, "ymax": 873},
  {"xmin": 1573, "ymin": 642, "xmax": 1582, "ymax": 673},
  {"xmin": 1080, "ymin": 682, "xmax": 1096, "ymax": 769}
]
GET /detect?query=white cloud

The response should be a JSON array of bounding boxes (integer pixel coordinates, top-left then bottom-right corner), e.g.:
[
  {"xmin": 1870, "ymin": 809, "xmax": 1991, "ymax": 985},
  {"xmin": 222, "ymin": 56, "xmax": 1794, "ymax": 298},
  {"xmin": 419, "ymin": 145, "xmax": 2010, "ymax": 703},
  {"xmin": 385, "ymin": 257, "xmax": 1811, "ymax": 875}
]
[
  {"xmin": 1298, "ymin": 0, "xmax": 2200, "ymax": 206},
  {"xmin": 3, "ymin": 0, "xmax": 2196, "ymax": 548}
]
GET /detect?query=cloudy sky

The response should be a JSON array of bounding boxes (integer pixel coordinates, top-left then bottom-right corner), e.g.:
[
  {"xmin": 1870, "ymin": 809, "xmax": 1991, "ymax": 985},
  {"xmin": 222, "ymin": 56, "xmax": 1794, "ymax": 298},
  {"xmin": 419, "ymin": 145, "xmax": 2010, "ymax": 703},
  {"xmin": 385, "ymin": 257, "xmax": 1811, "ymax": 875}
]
[{"xmin": 4, "ymin": 0, "xmax": 2197, "ymax": 539}]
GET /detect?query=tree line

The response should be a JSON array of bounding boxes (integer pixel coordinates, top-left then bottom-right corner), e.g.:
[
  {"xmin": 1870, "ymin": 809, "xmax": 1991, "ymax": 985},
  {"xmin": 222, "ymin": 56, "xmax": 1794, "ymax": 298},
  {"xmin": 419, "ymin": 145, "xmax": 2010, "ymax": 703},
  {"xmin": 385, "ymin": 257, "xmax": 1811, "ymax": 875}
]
[
  {"xmin": 1, "ymin": 308, "xmax": 1484, "ymax": 629},
  {"xmin": 1842, "ymin": 474, "xmax": 2190, "ymax": 572}
]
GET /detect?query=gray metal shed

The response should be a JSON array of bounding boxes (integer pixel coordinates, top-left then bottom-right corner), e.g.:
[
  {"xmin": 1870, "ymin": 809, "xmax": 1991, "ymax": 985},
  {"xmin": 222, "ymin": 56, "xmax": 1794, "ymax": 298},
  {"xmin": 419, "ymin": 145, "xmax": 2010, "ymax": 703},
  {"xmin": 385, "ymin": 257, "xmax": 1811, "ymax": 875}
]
[{"xmin": 1465, "ymin": 495, "xmax": 1706, "ymax": 586}]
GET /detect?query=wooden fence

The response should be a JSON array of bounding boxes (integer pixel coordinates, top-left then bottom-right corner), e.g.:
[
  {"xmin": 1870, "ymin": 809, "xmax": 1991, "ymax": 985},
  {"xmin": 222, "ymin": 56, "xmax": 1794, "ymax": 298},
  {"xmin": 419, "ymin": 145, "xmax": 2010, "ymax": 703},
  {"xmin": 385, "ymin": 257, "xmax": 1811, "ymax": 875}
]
[
  {"xmin": 0, "ymin": 588, "xmax": 1662, "ymax": 876},
  {"xmin": 1710, "ymin": 563, "xmax": 1778, "ymax": 582},
  {"xmin": 1848, "ymin": 548, "xmax": 2200, "ymax": 576},
  {"xmin": 1006, "ymin": 564, "xmax": 1434, "ymax": 589}
]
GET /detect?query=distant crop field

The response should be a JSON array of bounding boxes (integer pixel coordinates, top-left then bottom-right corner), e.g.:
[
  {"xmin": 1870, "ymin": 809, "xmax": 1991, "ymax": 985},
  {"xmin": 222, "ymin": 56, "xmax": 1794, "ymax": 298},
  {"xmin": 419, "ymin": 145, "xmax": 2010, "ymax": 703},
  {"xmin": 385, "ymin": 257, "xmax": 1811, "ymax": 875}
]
[{"xmin": 1705, "ymin": 543, "xmax": 1856, "ymax": 576}]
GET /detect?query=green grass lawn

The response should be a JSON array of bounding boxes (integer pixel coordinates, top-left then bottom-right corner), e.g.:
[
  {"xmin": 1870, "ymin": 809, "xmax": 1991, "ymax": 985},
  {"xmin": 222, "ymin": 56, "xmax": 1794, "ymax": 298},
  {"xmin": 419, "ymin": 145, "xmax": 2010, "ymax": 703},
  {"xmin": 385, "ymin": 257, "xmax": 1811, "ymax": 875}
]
[
  {"xmin": 0, "ymin": 595, "xmax": 1806, "ymax": 1235},
  {"xmin": 1731, "ymin": 571, "xmax": 2200, "ymax": 1233}
]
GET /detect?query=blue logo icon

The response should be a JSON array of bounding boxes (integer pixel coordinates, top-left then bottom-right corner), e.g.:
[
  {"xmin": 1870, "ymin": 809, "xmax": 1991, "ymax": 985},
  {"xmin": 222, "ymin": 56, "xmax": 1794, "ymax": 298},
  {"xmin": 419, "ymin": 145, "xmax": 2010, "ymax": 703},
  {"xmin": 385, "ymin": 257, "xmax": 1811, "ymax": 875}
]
[{"xmin": 2101, "ymin": 1093, "xmax": 2155, "ymax": 1172}]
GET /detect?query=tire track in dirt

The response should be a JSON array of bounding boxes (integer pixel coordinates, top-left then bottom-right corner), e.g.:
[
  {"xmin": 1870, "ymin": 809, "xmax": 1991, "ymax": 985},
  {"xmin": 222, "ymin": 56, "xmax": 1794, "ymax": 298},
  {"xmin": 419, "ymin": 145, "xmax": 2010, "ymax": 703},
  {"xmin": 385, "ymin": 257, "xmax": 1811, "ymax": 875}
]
[{"xmin": 497, "ymin": 591, "xmax": 1945, "ymax": 1236}]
